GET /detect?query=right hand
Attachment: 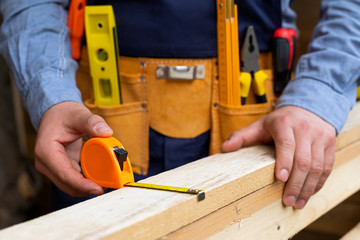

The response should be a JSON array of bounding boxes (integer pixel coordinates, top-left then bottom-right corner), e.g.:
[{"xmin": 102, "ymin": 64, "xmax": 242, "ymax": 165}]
[{"xmin": 34, "ymin": 101, "xmax": 113, "ymax": 197}]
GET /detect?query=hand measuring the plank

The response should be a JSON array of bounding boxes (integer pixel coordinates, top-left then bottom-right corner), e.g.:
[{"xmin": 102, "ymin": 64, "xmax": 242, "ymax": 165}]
[{"xmin": 35, "ymin": 102, "xmax": 112, "ymax": 197}]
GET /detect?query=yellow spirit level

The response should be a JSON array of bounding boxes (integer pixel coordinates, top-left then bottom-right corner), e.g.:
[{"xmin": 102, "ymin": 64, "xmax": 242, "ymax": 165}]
[{"xmin": 85, "ymin": 6, "xmax": 122, "ymax": 106}]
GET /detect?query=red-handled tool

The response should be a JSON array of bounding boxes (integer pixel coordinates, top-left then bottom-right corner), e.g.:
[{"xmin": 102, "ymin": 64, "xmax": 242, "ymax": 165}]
[
  {"xmin": 272, "ymin": 28, "xmax": 297, "ymax": 97},
  {"xmin": 68, "ymin": 0, "xmax": 87, "ymax": 60}
]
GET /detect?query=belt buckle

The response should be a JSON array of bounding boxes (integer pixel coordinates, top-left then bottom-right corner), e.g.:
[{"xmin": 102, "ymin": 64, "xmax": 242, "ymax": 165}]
[{"xmin": 156, "ymin": 65, "xmax": 205, "ymax": 80}]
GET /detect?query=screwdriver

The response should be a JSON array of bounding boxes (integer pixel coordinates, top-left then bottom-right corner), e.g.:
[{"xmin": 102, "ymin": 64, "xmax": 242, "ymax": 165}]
[{"xmin": 272, "ymin": 28, "xmax": 297, "ymax": 97}]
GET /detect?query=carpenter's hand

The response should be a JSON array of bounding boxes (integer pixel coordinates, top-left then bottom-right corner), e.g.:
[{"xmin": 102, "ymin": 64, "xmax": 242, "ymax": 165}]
[
  {"xmin": 221, "ymin": 106, "xmax": 336, "ymax": 209},
  {"xmin": 35, "ymin": 101, "xmax": 113, "ymax": 197}
]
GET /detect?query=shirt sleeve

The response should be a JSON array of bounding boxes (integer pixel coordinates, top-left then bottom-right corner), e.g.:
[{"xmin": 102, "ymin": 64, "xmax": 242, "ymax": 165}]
[
  {"xmin": 0, "ymin": 0, "xmax": 82, "ymax": 130},
  {"xmin": 277, "ymin": 0, "xmax": 360, "ymax": 134}
]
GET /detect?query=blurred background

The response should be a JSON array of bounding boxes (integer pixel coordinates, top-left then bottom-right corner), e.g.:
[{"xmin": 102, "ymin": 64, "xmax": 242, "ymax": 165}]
[{"xmin": 0, "ymin": 1, "xmax": 359, "ymax": 239}]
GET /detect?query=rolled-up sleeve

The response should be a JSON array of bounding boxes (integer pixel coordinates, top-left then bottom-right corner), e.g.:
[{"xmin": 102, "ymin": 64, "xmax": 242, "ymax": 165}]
[
  {"xmin": 277, "ymin": 0, "xmax": 360, "ymax": 134},
  {"xmin": 0, "ymin": 0, "xmax": 82, "ymax": 130}
]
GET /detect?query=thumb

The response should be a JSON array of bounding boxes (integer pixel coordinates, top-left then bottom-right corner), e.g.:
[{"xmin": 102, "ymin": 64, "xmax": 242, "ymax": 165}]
[
  {"xmin": 85, "ymin": 114, "xmax": 113, "ymax": 137},
  {"xmin": 67, "ymin": 104, "xmax": 113, "ymax": 137},
  {"xmin": 221, "ymin": 120, "xmax": 268, "ymax": 152}
]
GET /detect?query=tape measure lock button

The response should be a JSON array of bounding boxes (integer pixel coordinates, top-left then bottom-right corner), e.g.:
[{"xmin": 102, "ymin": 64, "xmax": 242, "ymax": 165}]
[{"xmin": 113, "ymin": 147, "xmax": 128, "ymax": 170}]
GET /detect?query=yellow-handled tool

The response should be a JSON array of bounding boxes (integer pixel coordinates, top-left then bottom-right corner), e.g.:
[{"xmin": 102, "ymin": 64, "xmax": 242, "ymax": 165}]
[
  {"xmin": 85, "ymin": 6, "xmax": 122, "ymax": 106},
  {"xmin": 217, "ymin": 0, "xmax": 241, "ymax": 107},
  {"xmin": 80, "ymin": 137, "xmax": 205, "ymax": 201},
  {"xmin": 239, "ymin": 26, "xmax": 268, "ymax": 105}
]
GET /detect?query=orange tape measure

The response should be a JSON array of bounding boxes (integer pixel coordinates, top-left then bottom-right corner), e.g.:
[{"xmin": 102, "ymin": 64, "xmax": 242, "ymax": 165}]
[{"xmin": 80, "ymin": 137, "xmax": 205, "ymax": 201}]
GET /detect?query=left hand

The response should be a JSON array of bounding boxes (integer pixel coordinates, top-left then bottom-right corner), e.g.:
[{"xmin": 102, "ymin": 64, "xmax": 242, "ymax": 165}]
[{"xmin": 221, "ymin": 106, "xmax": 336, "ymax": 209}]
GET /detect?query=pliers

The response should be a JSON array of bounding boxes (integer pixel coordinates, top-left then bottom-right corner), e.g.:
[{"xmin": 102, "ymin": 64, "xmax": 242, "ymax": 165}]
[{"xmin": 239, "ymin": 26, "xmax": 268, "ymax": 105}]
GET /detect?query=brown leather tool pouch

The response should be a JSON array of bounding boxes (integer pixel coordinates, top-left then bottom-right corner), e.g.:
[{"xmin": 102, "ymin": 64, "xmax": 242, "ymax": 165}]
[
  {"xmin": 209, "ymin": 69, "xmax": 277, "ymax": 154},
  {"xmin": 146, "ymin": 58, "xmax": 215, "ymax": 138}
]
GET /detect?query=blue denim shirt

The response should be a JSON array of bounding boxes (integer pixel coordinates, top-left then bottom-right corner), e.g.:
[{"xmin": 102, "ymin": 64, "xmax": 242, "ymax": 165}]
[
  {"xmin": 0, "ymin": 0, "xmax": 359, "ymax": 134},
  {"xmin": 0, "ymin": 0, "xmax": 81, "ymax": 130}
]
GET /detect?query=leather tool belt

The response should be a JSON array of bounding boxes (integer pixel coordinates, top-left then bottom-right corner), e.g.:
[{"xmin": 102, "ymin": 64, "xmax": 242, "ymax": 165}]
[{"xmin": 77, "ymin": 48, "xmax": 276, "ymax": 175}]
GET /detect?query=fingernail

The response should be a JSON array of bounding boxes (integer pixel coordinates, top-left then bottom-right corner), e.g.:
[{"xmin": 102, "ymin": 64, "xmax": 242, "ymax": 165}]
[
  {"xmin": 278, "ymin": 169, "xmax": 289, "ymax": 182},
  {"xmin": 295, "ymin": 199, "xmax": 306, "ymax": 209},
  {"xmin": 89, "ymin": 190, "xmax": 102, "ymax": 196},
  {"xmin": 223, "ymin": 138, "xmax": 231, "ymax": 146},
  {"xmin": 284, "ymin": 195, "xmax": 296, "ymax": 206},
  {"xmin": 94, "ymin": 123, "xmax": 112, "ymax": 134}
]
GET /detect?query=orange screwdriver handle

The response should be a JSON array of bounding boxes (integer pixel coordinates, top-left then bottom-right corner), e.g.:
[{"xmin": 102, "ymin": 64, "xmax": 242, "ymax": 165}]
[
  {"xmin": 68, "ymin": 0, "xmax": 87, "ymax": 60},
  {"xmin": 80, "ymin": 137, "xmax": 135, "ymax": 189}
]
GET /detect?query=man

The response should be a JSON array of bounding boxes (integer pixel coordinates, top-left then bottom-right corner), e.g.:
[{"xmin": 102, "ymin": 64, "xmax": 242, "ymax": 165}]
[{"xmin": 0, "ymin": 0, "xmax": 359, "ymax": 211}]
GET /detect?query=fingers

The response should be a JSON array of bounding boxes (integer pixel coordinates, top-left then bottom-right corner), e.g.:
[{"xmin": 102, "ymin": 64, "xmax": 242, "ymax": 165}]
[
  {"xmin": 271, "ymin": 108, "xmax": 336, "ymax": 209},
  {"xmin": 64, "ymin": 138, "xmax": 83, "ymax": 172},
  {"xmin": 35, "ymin": 102, "xmax": 109, "ymax": 197},
  {"xmin": 35, "ymin": 139, "xmax": 104, "ymax": 197},
  {"xmin": 315, "ymin": 137, "xmax": 336, "ymax": 193},
  {"xmin": 221, "ymin": 106, "xmax": 336, "ymax": 209},
  {"xmin": 281, "ymin": 127, "xmax": 312, "ymax": 208},
  {"xmin": 221, "ymin": 119, "xmax": 272, "ymax": 152},
  {"xmin": 37, "ymin": 160, "xmax": 104, "ymax": 197},
  {"xmin": 272, "ymin": 123, "xmax": 296, "ymax": 183}
]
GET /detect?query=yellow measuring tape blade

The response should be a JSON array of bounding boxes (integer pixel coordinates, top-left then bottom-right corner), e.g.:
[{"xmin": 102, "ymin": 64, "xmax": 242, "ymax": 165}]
[{"xmin": 125, "ymin": 182, "xmax": 205, "ymax": 201}]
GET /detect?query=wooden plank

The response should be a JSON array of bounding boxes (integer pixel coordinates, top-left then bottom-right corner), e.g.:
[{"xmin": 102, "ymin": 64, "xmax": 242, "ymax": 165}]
[
  {"xmin": 341, "ymin": 223, "xmax": 360, "ymax": 240},
  {"xmin": 303, "ymin": 190, "xmax": 360, "ymax": 236},
  {"xmin": 336, "ymin": 103, "xmax": 360, "ymax": 150},
  {"xmin": 203, "ymin": 144, "xmax": 360, "ymax": 240},
  {"xmin": 1, "ymin": 102, "xmax": 359, "ymax": 240},
  {"xmin": 0, "ymin": 145, "xmax": 277, "ymax": 240},
  {"xmin": 162, "ymin": 139, "xmax": 360, "ymax": 240}
]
